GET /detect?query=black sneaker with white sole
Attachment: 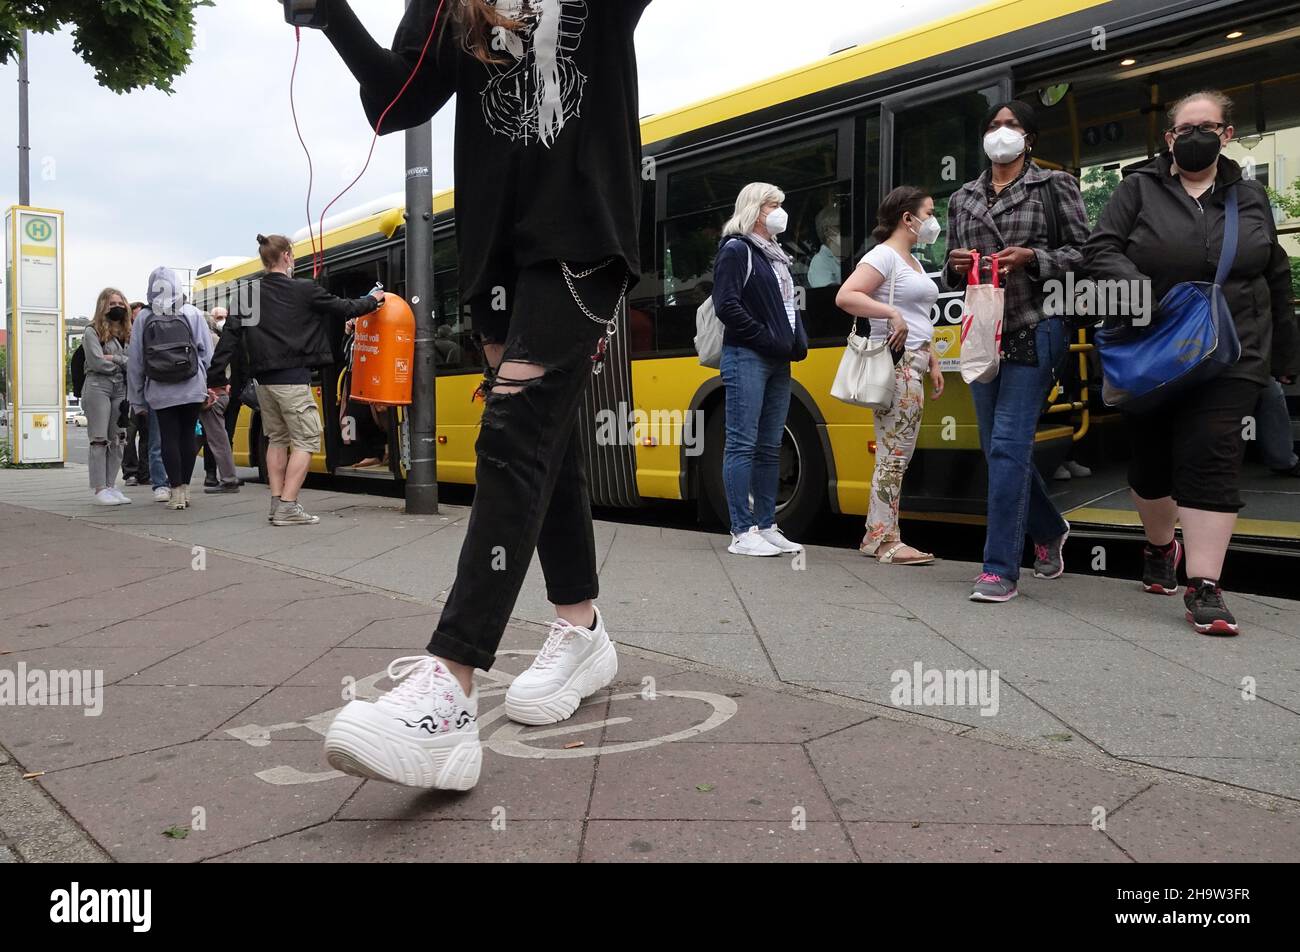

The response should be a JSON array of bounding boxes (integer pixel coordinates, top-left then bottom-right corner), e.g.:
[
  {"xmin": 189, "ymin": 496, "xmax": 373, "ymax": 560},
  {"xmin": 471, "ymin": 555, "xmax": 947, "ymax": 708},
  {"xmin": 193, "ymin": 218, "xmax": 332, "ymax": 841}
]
[
  {"xmin": 1183, "ymin": 578, "xmax": 1239, "ymax": 636},
  {"xmin": 1142, "ymin": 539, "xmax": 1182, "ymax": 595}
]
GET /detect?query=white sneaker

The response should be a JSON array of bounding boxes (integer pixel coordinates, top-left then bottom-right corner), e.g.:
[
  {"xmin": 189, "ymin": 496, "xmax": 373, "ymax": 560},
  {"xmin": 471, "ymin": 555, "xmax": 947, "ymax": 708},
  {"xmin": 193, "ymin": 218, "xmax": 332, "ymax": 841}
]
[
  {"xmin": 505, "ymin": 608, "xmax": 618, "ymax": 726},
  {"xmin": 758, "ymin": 524, "xmax": 803, "ymax": 553},
  {"xmin": 153, "ymin": 486, "xmax": 171, "ymax": 502},
  {"xmin": 1052, "ymin": 464, "xmax": 1072, "ymax": 481},
  {"xmin": 92, "ymin": 489, "xmax": 123, "ymax": 506},
  {"xmin": 1065, "ymin": 460, "xmax": 1092, "ymax": 478},
  {"xmin": 108, "ymin": 488, "xmax": 132, "ymax": 504},
  {"xmin": 728, "ymin": 526, "xmax": 783, "ymax": 557},
  {"xmin": 324, "ymin": 656, "xmax": 481, "ymax": 790}
]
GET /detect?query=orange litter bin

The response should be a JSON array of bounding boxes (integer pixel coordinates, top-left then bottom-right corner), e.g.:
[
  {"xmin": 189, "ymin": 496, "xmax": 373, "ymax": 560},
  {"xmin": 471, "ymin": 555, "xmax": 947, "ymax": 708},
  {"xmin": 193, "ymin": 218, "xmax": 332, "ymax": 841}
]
[{"xmin": 351, "ymin": 295, "xmax": 415, "ymax": 406}]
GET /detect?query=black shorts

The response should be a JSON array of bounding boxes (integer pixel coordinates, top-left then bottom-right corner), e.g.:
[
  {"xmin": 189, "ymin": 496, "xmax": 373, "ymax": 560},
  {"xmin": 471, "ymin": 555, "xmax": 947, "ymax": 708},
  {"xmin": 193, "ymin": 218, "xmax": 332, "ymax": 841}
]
[
  {"xmin": 468, "ymin": 260, "xmax": 628, "ymax": 351},
  {"xmin": 1125, "ymin": 376, "xmax": 1265, "ymax": 513}
]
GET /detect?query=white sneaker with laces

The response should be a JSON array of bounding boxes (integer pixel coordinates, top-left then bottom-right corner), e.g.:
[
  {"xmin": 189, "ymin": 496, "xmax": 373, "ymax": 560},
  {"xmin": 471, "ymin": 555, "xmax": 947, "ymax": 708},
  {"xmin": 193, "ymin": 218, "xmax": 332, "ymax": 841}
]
[
  {"xmin": 92, "ymin": 489, "xmax": 123, "ymax": 506},
  {"xmin": 324, "ymin": 656, "xmax": 481, "ymax": 790},
  {"xmin": 153, "ymin": 486, "xmax": 171, "ymax": 502},
  {"xmin": 505, "ymin": 608, "xmax": 618, "ymax": 726},
  {"xmin": 108, "ymin": 488, "xmax": 132, "ymax": 504},
  {"xmin": 758, "ymin": 524, "xmax": 802, "ymax": 553},
  {"xmin": 728, "ymin": 526, "xmax": 783, "ymax": 557}
]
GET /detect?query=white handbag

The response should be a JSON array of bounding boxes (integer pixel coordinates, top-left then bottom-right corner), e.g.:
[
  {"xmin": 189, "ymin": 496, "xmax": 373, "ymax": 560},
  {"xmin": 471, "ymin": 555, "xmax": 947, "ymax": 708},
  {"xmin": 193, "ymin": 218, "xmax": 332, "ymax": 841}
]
[{"xmin": 831, "ymin": 265, "xmax": 898, "ymax": 412}]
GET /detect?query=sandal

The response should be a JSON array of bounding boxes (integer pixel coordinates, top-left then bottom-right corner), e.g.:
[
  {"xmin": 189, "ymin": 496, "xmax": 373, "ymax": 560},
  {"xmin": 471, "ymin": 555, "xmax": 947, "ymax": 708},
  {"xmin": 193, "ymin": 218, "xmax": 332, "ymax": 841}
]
[{"xmin": 876, "ymin": 541, "xmax": 935, "ymax": 565}]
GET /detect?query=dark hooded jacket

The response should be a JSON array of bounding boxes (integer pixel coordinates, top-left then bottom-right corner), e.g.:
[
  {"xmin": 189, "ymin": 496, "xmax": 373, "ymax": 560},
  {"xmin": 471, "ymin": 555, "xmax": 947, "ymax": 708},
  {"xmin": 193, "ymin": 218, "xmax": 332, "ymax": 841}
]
[{"xmin": 1083, "ymin": 152, "xmax": 1299, "ymax": 383}]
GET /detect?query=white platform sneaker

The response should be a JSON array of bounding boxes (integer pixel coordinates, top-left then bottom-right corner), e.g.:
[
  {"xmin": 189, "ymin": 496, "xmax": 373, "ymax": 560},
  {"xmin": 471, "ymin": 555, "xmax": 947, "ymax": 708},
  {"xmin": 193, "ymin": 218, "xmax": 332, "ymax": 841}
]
[
  {"xmin": 324, "ymin": 656, "xmax": 481, "ymax": 790},
  {"xmin": 505, "ymin": 608, "xmax": 619, "ymax": 726}
]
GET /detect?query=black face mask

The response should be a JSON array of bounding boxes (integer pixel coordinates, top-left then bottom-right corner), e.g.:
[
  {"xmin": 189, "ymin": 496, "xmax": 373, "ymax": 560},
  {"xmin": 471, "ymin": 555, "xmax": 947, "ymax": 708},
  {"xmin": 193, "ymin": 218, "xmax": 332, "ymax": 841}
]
[
  {"xmin": 107, "ymin": 305, "xmax": 127, "ymax": 321},
  {"xmin": 1172, "ymin": 129, "xmax": 1222, "ymax": 173}
]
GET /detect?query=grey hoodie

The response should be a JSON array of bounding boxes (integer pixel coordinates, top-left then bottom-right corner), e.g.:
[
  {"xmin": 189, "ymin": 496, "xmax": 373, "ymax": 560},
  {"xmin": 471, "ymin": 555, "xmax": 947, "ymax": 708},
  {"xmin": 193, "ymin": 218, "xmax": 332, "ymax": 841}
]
[{"xmin": 127, "ymin": 267, "xmax": 212, "ymax": 411}]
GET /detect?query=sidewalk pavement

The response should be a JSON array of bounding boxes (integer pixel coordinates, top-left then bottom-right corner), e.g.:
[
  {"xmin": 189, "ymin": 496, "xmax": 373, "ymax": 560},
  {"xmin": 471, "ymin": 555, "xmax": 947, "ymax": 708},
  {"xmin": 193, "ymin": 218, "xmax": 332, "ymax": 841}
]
[{"xmin": 0, "ymin": 463, "xmax": 1297, "ymax": 862}]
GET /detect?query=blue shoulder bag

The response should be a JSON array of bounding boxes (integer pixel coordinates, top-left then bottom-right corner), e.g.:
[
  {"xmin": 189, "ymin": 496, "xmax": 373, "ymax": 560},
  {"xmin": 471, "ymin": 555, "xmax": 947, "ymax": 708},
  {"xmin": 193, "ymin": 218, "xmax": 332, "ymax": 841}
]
[{"xmin": 1096, "ymin": 184, "xmax": 1241, "ymax": 413}]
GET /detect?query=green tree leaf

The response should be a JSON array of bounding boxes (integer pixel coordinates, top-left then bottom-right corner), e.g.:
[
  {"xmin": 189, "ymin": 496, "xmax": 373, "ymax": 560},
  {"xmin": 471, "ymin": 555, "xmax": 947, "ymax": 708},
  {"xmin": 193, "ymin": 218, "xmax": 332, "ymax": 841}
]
[{"xmin": 0, "ymin": 1, "xmax": 213, "ymax": 94}]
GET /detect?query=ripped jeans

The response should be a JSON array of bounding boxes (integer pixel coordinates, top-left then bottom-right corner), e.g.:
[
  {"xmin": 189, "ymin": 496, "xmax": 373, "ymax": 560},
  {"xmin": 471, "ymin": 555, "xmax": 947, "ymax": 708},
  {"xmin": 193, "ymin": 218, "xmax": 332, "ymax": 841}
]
[{"xmin": 427, "ymin": 260, "xmax": 627, "ymax": 671}]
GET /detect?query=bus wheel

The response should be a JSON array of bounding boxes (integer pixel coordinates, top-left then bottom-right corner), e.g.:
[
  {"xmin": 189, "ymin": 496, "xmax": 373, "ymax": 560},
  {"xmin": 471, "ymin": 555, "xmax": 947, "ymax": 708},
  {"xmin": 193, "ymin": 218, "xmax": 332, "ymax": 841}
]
[{"xmin": 701, "ymin": 400, "xmax": 826, "ymax": 540}]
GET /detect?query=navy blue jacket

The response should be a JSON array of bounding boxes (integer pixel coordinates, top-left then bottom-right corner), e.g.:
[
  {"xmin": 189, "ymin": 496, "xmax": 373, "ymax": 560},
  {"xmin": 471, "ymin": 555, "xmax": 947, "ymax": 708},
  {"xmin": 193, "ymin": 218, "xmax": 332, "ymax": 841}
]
[{"xmin": 713, "ymin": 236, "xmax": 809, "ymax": 362}]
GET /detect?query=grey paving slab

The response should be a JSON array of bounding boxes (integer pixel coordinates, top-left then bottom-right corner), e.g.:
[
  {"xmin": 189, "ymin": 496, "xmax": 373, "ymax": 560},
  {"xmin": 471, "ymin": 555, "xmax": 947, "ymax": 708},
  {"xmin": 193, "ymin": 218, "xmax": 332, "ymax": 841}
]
[
  {"xmin": 339, "ymin": 755, "xmax": 598, "ymax": 821},
  {"xmin": 210, "ymin": 819, "xmax": 583, "ymax": 862},
  {"xmin": 845, "ymin": 822, "xmax": 1128, "ymax": 862},
  {"xmin": 2, "ymin": 644, "xmax": 192, "ymax": 686},
  {"xmin": 612, "ymin": 629, "xmax": 778, "ymax": 683},
  {"xmin": 986, "ymin": 639, "xmax": 1300, "ymax": 764},
  {"xmin": 587, "ymin": 742, "xmax": 837, "ymax": 822},
  {"xmin": 1105, "ymin": 782, "xmax": 1300, "ymax": 862},
  {"xmin": 121, "ymin": 636, "xmax": 332, "ymax": 688},
  {"xmin": 0, "ymin": 685, "xmax": 266, "ymax": 772},
  {"xmin": 1121, "ymin": 756, "xmax": 1300, "ymax": 801},
  {"xmin": 808, "ymin": 719, "xmax": 1149, "ymax": 825},
  {"xmin": 582, "ymin": 820, "xmax": 855, "ymax": 861},
  {"xmin": 36, "ymin": 740, "xmax": 363, "ymax": 862}
]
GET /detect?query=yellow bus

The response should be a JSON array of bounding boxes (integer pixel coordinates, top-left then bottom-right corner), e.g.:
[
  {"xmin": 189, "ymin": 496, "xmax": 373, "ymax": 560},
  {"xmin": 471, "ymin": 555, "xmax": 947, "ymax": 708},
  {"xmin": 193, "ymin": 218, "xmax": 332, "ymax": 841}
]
[{"xmin": 195, "ymin": 0, "xmax": 1300, "ymax": 545}]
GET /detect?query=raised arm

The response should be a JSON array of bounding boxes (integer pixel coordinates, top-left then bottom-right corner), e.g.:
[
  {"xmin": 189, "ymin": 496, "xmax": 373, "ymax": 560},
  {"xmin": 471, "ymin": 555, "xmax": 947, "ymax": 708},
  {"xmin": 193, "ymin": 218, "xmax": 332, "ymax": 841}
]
[{"xmin": 322, "ymin": 0, "xmax": 457, "ymax": 133}]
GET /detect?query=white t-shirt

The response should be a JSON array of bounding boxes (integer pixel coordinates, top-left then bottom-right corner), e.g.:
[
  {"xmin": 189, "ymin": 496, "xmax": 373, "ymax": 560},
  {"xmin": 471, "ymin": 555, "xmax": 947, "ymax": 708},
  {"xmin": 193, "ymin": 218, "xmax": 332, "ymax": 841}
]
[{"xmin": 857, "ymin": 244, "xmax": 939, "ymax": 349}]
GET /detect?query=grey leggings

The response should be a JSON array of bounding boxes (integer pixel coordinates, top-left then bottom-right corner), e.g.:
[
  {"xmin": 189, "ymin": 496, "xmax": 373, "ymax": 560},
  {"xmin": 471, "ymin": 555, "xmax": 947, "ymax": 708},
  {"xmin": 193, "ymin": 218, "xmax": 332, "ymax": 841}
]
[
  {"xmin": 83, "ymin": 374, "xmax": 125, "ymax": 491},
  {"xmin": 200, "ymin": 392, "xmax": 237, "ymax": 482}
]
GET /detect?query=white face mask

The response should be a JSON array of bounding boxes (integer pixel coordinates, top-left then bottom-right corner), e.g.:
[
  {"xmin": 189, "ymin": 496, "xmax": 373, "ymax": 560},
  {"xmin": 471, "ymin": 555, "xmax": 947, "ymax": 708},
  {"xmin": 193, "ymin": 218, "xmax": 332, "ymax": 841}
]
[
  {"xmin": 983, "ymin": 126, "xmax": 1026, "ymax": 164},
  {"xmin": 910, "ymin": 214, "xmax": 941, "ymax": 246},
  {"xmin": 764, "ymin": 207, "xmax": 788, "ymax": 236}
]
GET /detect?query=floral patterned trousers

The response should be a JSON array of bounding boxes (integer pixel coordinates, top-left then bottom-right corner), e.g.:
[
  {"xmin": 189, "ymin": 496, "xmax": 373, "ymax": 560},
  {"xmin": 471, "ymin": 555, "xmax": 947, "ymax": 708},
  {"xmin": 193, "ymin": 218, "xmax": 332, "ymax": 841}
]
[{"xmin": 861, "ymin": 346, "xmax": 930, "ymax": 553}]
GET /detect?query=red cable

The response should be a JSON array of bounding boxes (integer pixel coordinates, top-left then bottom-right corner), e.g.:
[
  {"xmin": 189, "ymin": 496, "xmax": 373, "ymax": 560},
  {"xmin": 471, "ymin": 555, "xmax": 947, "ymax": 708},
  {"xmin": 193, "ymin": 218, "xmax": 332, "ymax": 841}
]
[{"xmin": 290, "ymin": 0, "xmax": 450, "ymax": 279}]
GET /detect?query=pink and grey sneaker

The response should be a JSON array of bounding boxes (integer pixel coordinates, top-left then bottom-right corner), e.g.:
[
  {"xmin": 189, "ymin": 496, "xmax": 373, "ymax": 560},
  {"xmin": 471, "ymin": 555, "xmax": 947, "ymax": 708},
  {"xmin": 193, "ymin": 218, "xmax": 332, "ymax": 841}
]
[
  {"xmin": 1032, "ymin": 521, "xmax": 1069, "ymax": 579},
  {"xmin": 969, "ymin": 573, "xmax": 1018, "ymax": 602},
  {"xmin": 324, "ymin": 656, "xmax": 481, "ymax": 790}
]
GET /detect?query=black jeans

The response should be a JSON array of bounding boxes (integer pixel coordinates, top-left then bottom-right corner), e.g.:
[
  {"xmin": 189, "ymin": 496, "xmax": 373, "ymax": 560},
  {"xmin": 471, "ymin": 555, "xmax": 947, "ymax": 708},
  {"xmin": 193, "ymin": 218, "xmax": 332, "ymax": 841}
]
[
  {"xmin": 155, "ymin": 403, "xmax": 203, "ymax": 489},
  {"xmin": 427, "ymin": 260, "xmax": 625, "ymax": 671},
  {"xmin": 122, "ymin": 409, "xmax": 148, "ymax": 481}
]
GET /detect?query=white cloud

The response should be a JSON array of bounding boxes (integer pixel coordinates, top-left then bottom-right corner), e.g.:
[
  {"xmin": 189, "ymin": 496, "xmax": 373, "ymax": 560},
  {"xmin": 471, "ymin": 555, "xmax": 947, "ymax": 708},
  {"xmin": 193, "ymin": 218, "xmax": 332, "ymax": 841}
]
[{"xmin": 0, "ymin": 0, "xmax": 955, "ymax": 316}]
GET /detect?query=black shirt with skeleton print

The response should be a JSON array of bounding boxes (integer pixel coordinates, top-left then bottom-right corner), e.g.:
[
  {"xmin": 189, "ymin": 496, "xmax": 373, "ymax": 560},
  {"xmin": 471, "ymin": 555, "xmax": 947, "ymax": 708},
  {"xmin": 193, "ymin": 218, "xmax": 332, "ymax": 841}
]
[{"xmin": 325, "ymin": 0, "xmax": 649, "ymax": 306}]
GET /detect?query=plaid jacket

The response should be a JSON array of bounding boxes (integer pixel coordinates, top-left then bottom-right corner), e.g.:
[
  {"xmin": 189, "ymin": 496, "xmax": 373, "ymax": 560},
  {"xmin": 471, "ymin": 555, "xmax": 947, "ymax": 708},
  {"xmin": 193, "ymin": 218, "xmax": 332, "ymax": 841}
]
[{"xmin": 942, "ymin": 163, "xmax": 1089, "ymax": 364}]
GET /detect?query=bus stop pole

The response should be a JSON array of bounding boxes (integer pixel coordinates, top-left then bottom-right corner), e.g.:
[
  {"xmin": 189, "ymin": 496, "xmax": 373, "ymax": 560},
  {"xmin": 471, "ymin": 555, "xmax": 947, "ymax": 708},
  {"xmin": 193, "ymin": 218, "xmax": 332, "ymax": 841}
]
[
  {"xmin": 18, "ymin": 30, "xmax": 30, "ymax": 205},
  {"xmin": 403, "ymin": 118, "xmax": 438, "ymax": 515}
]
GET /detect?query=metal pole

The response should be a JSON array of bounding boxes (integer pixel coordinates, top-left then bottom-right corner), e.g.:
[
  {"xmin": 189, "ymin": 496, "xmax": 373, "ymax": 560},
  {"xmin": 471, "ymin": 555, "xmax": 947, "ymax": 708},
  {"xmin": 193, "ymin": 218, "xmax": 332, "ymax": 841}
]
[
  {"xmin": 18, "ymin": 29, "xmax": 31, "ymax": 205},
  {"xmin": 403, "ymin": 119, "xmax": 438, "ymax": 514}
]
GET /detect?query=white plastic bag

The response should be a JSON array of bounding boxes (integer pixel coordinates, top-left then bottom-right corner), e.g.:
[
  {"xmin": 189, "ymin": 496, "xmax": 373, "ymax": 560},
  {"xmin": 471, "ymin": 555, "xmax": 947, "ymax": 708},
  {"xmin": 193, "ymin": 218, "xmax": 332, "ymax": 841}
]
[{"xmin": 959, "ymin": 253, "xmax": 1003, "ymax": 385}]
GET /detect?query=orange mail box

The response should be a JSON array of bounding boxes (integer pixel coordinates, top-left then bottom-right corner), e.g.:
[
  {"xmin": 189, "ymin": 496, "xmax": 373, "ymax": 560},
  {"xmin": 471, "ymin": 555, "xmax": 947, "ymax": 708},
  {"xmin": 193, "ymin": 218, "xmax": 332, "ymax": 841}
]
[{"xmin": 351, "ymin": 295, "xmax": 415, "ymax": 406}]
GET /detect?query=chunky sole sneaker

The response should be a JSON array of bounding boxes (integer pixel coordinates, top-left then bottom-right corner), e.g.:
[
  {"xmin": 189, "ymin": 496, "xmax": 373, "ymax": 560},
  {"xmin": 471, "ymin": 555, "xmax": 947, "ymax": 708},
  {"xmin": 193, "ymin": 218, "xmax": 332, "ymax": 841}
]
[
  {"xmin": 1142, "ymin": 539, "xmax": 1182, "ymax": 595},
  {"xmin": 505, "ymin": 610, "xmax": 619, "ymax": 726},
  {"xmin": 325, "ymin": 700, "xmax": 482, "ymax": 790},
  {"xmin": 1032, "ymin": 521, "xmax": 1069, "ymax": 579},
  {"xmin": 204, "ymin": 482, "xmax": 241, "ymax": 494}
]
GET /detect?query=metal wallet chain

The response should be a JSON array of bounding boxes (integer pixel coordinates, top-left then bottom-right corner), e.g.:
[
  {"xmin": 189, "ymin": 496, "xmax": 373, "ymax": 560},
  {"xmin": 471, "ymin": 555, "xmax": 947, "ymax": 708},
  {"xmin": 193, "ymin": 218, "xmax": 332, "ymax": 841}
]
[{"xmin": 561, "ymin": 257, "xmax": 630, "ymax": 376}]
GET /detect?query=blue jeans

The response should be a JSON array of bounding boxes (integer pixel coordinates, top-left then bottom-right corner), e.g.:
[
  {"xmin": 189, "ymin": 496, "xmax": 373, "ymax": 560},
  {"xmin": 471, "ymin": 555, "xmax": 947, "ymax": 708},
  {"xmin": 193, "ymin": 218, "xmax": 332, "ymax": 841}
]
[
  {"xmin": 720, "ymin": 344, "xmax": 791, "ymax": 536},
  {"xmin": 1256, "ymin": 377, "xmax": 1297, "ymax": 472},
  {"xmin": 147, "ymin": 408, "xmax": 168, "ymax": 489},
  {"xmin": 971, "ymin": 318, "xmax": 1069, "ymax": 581}
]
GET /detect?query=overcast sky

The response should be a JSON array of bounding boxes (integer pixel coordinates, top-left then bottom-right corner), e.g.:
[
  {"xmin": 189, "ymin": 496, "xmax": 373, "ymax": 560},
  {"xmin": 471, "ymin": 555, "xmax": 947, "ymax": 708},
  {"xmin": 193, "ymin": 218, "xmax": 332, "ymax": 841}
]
[{"xmin": 0, "ymin": 0, "xmax": 961, "ymax": 315}]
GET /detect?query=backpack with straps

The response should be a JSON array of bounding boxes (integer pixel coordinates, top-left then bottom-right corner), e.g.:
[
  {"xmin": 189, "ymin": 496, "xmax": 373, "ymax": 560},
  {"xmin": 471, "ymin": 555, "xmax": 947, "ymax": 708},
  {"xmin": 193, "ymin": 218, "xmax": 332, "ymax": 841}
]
[
  {"xmin": 695, "ymin": 237, "xmax": 754, "ymax": 369},
  {"xmin": 143, "ymin": 311, "xmax": 199, "ymax": 383},
  {"xmin": 70, "ymin": 345, "xmax": 87, "ymax": 398}
]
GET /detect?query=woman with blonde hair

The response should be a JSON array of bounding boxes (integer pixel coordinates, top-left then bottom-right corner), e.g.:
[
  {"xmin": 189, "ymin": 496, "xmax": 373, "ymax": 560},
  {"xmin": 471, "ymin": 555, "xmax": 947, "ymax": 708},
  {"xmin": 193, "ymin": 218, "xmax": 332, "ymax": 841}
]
[
  {"xmin": 714, "ymin": 181, "xmax": 810, "ymax": 557},
  {"xmin": 83, "ymin": 288, "xmax": 132, "ymax": 506}
]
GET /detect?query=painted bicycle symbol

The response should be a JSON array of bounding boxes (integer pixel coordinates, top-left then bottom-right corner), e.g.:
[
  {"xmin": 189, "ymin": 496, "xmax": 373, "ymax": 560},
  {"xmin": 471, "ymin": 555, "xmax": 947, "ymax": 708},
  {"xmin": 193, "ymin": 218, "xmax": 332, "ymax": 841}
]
[{"xmin": 226, "ymin": 649, "xmax": 738, "ymax": 785}]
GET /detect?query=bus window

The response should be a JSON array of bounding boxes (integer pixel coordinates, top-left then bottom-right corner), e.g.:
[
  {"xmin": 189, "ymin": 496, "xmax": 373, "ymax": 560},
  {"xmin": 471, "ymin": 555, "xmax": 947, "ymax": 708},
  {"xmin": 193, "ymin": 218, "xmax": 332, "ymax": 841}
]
[
  {"xmin": 432, "ymin": 231, "xmax": 478, "ymax": 373},
  {"xmin": 660, "ymin": 131, "xmax": 848, "ymax": 353},
  {"xmin": 892, "ymin": 84, "xmax": 1004, "ymax": 276}
]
